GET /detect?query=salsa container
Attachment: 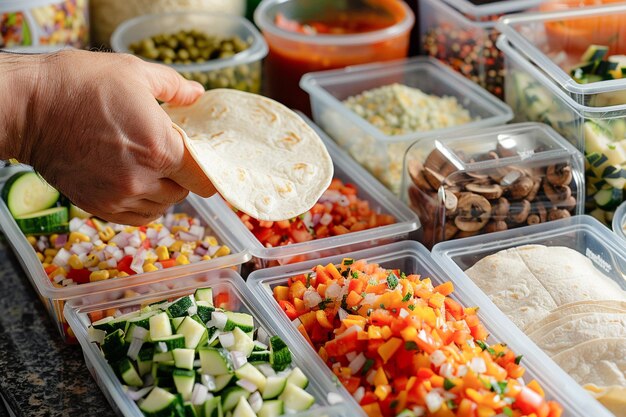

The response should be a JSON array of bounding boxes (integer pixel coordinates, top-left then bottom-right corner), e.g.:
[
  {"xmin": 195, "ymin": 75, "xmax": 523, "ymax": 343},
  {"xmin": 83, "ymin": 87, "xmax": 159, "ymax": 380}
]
[
  {"xmin": 64, "ymin": 268, "xmax": 350, "ymax": 417},
  {"xmin": 0, "ymin": 167, "xmax": 250, "ymax": 342},
  {"xmin": 246, "ymin": 239, "xmax": 614, "ymax": 417},
  {"xmin": 111, "ymin": 11, "xmax": 268, "ymax": 94},
  {"xmin": 0, "ymin": 0, "xmax": 89, "ymax": 49},
  {"xmin": 401, "ymin": 122, "xmax": 585, "ymax": 248},
  {"xmin": 419, "ymin": 0, "xmax": 544, "ymax": 98},
  {"xmin": 432, "ymin": 215, "xmax": 626, "ymax": 415},
  {"xmin": 207, "ymin": 114, "xmax": 420, "ymax": 271},
  {"xmin": 300, "ymin": 56, "xmax": 513, "ymax": 195},
  {"xmin": 613, "ymin": 201, "xmax": 626, "ymax": 242},
  {"xmin": 496, "ymin": 4, "xmax": 626, "ymax": 225},
  {"xmin": 254, "ymin": 0, "xmax": 414, "ymax": 112}
]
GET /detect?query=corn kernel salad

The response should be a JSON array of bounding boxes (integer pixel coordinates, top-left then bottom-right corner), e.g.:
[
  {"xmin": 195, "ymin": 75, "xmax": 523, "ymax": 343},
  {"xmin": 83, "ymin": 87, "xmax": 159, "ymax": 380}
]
[{"xmin": 31, "ymin": 213, "xmax": 231, "ymax": 286}]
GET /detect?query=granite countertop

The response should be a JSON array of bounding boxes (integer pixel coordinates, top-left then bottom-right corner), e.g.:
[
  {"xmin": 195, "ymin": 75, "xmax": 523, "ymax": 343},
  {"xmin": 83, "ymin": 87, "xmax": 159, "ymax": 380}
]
[{"xmin": 0, "ymin": 234, "xmax": 116, "ymax": 417}]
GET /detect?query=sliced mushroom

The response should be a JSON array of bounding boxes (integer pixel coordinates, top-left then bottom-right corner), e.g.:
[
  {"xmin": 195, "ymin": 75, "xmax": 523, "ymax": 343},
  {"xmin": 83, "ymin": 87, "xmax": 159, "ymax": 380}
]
[
  {"xmin": 485, "ymin": 220, "xmax": 508, "ymax": 233},
  {"xmin": 443, "ymin": 189, "xmax": 458, "ymax": 214},
  {"xmin": 475, "ymin": 150, "xmax": 499, "ymax": 162},
  {"xmin": 536, "ymin": 202, "xmax": 548, "ymax": 223},
  {"xmin": 424, "ymin": 167, "xmax": 447, "ymax": 190},
  {"xmin": 500, "ymin": 170, "xmax": 522, "ymax": 187},
  {"xmin": 547, "ymin": 163, "xmax": 573, "ymax": 186},
  {"xmin": 465, "ymin": 183, "xmax": 503, "ymax": 200},
  {"xmin": 444, "ymin": 223, "xmax": 458, "ymax": 240},
  {"xmin": 526, "ymin": 178, "xmax": 542, "ymax": 201},
  {"xmin": 466, "ymin": 172, "xmax": 490, "ymax": 182},
  {"xmin": 548, "ymin": 208, "xmax": 571, "ymax": 221},
  {"xmin": 508, "ymin": 199, "xmax": 531, "ymax": 224},
  {"xmin": 492, "ymin": 197, "xmax": 510, "ymax": 220},
  {"xmin": 408, "ymin": 186, "xmax": 437, "ymax": 221},
  {"xmin": 508, "ymin": 176, "xmax": 534, "ymax": 200},
  {"xmin": 527, "ymin": 214, "xmax": 541, "ymax": 225},
  {"xmin": 454, "ymin": 193, "xmax": 492, "ymax": 232},
  {"xmin": 543, "ymin": 183, "xmax": 572, "ymax": 205},
  {"xmin": 457, "ymin": 230, "xmax": 480, "ymax": 239},
  {"xmin": 409, "ymin": 161, "xmax": 434, "ymax": 191},
  {"xmin": 496, "ymin": 142, "xmax": 518, "ymax": 158},
  {"xmin": 424, "ymin": 149, "xmax": 448, "ymax": 171},
  {"xmin": 559, "ymin": 196, "xmax": 577, "ymax": 211}
]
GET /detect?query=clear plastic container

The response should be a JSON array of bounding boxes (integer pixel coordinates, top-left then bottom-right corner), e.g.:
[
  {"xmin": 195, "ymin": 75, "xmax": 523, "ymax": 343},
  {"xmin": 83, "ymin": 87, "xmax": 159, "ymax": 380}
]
[
  {"xmin": 246, "ymin": 239, "xmax": 614, "ymax": 417},
  {"xmin": 0, "ymin": 167, "xmax": 250, "ymax": 342},
  {"xmin": 613, "ymin": 200, "xmax": 626, "ymax": 242},
  {"xmin": 208, "ymin": 113, "xmax": 420, "ymax": 270},
  {"xmin": 254, "ymin": 0, "xmax": 414, "ymax": 112},
  {"xmin": 431, "ymin": 214, "xmax": 626, "ymax": 416},
  {"xmin": 300, "ymin": 56, "xmax": 513, "ymax": 194},
  {"xmin": 419, "ymin": 0, "xmax": 544, "ymax": 98},
  {"xmin": 401, "ymin": 122, "xmax": 585, "ymax": 248},
  {"xmin": 111, "ymin": 11, "xmax": 268, "ymax": 93},
  {"xmin": 64, "ymin": 268, "xmax": 350, "ymax": 417},
  {"xmin": 498, "ymin": 34, "xmax": 626, "ymax": 226},
  {"xmin": 0, "ymin": 0, "xmax": 89, "ymax": 48}
]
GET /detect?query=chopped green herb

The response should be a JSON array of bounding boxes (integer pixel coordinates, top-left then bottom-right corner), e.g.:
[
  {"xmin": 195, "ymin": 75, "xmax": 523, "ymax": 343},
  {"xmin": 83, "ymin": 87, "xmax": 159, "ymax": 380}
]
[
  {"xmin": 446, "ymin": 399, "xmax": 457, "ymax": 410},
  {"xmin": 487, "ymin": 347, "xmax": 496, "ymax": 356},
  {"xmin": 515, "ymin": 355, "xmax": 523, "ymax": 365},
  {"xmin": 405, "ymin": 341, "xmax": 418, "ymax": 351},
  {"xmin": 479, "ymin": 377, "xmax": 492, "ymax": 390},
  {"xmin": 400, "ymin": 272, "xmax": 407, "ymax": 279},
  {"xmin": 318, "ymin": 298, "xmax": 333, "ymax": 310},
  {"xmin": 391, "ymin": 308, "xmax": 397, "ymax": 314},
  {"xmin": 380, "ymin": 304, "xmax": 385, "ymax": 309},
  {"xmin": 341, "ymin": 294, "xmax": 348, "ymax": 310},
  {"xmin": 362, "ymin": 358, "xmax": 374, "ymax": 375},
  {"xmin": 443, "ymin": 378, "xmax": 456, "ymax": 390},
  {"xmin": 352, "ymin": 271, "xmax": 360, "ymax": 279},
  {"xmin": 343, "ymin": 258, "xmax": 354, "ymax": 266},
  {"xmin": 492, "ymin": 381, "xmax": 508, "ymax": 395},
  {"xmin": 387, "ymin": 272, "xmax": 399, "ymax": 290},
  {"xmin": 496, "ymin": 351, "xmax": 506, "ymax": 359},
  {"xmin": 476, "ymin": 340, "xmax": 488, "ymax": 351},
  {"xmin": 503, "ymin": 407, "xmax": 513, "ymax": 417},
  {"xmin": 361, "ymin": 292, "xmax": 367, "ymax": 298},
  {"xmin": 401, "ymin": 292, "xmax": 412, "ymax": 302},
  {"xmin": 305, "ymin": 273, "xmax": 312, "ymax": 288},
  {"xmin": 408, "ymin": 304, "xmax": 415, "ymax": 311}
]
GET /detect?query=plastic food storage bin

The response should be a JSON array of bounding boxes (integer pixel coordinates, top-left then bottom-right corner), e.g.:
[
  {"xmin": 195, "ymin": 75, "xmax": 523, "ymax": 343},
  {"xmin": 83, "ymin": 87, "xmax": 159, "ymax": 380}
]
[
  {"xmin": 613, "ymin": 201, "xmax": 626, "ymax": 242},
  {"xmin": 0, "ymin": 168, "xmax": 250, "ymax": 342},
  {"xmin": 65, "ymin": 268, "xmax": 350, "ymax": 417},
  {"xmin": 111, "ymin": 12, "xmax": 268, "ymax": 93},
  {"xmin": 208, "ymin": 113, "xmax": 420, "ymax": 271},
  {"xmin": 254, "ymin": 0, "xmax": 414, "ymax": 112},
  {"xmin": 496, "ymin": 4, "xmax": 626, "ymax": 225},
  {"xmin": 401, "ymin": 122, "xmax": 585, "ymax": 248},
  {"xmin": 432, "ymin": 215, "xmax": 626, "ymax": 416},
  {"xmin": 246, "ymin": 239, "xmax": 614, "ymax": 417},
  {"xmin": 419, "ymin": 0, "xmax": 544, "ymax": 98},
  {"xmin": 300, "ymin": 56, "xmax": 513, "ymax": 195},
  {"xmin": 0, "ymin": 0, "xmax": 89, "ymax": 48}
]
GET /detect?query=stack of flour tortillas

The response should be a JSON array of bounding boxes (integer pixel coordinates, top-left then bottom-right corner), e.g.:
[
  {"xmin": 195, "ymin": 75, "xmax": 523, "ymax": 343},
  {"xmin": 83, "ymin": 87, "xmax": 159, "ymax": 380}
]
[
  {"xmin": 465, "ymin": 245, "xmax": 626, "ymax": 416},
  {"xmin": 164, "ymin": 89, "xmax": 333, "ymax": 221}
]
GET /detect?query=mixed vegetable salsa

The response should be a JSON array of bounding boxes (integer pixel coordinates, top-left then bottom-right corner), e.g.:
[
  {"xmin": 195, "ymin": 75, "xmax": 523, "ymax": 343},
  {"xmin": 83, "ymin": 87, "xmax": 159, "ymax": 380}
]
[
  {"xmin": 273, "ymin": 258, "xmax": 563, "ymax": 417},
  {"xmin": 88, "ymin": 287, "xmax": 317, "ymax": 417}
]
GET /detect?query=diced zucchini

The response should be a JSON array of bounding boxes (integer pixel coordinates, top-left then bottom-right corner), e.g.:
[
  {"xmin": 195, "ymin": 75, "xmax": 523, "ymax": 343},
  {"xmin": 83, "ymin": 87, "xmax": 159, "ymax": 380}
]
[
  {"xmin": 150, "ymin": 312, "xmax": 173, "ymax": 340},
  {"xmin": 153, "ymin": 363, "xmax": 176, "ymax": 388},
  {"xmin": 173, "ymin": 369, "xmax": 196, "ymax": 401},
  {"xmin": 261, "ymin": 376, "xmax": 287, "ymax": 400},
  {"xmin": 14, "ymin": 206, "xmax": 68, "ymax": 235},
  {"xmin": 278, "ymin": 383, "xmax": 315, "ymax": 412},
  {"xmin": 194, "ymin": 288, "xmax": 214, "ymax": 305},
  {"xmin": 127, "ymin": 310, "xmax": 157, "ymax": 330},
  {"xmin": 2, "ymin": 171, "xmax": 60, "ymax": 217},
  {"xmin": 154, "ymin": 334, "xmax": 186, "ymax": 352},
  {"xmin": 116, "ymin": 358, "xmax": 143, "ymax": 387},
  {"xmin": 269, "ymin": 336, "xmax": 291, "ymax": 372},
  {"xmin": 153, "ymin": 351, "xmax": 174, "ymax": 363},
  {"xmin": 196, "ymin": 301, "xmax": 215, "ymax": 324},
  {"xmin": 593, "ymin": 187, "xmax": 623, "ymax": 210},
  {"xmin": 203, "ymin": 396, "xmax": 223, "ymax": 417},
  {"xmin": 581, "ymin": 45, "xmax": 609, "ymax": 63},
  {"xmin": 199, "ymin": 347, "xmax": 233, "ymax": 376},
  {"xmin": 173, "ymin": 348, "xmax": 196, "ymax": 370},
  {"xmin": 229, "ymin": 327, "xmax": 254, "ymax": 357},
  {"xmin": 235, "ymin": 363, "xmax": 267, "ymax": 392},
  {"xmin": 232, "ymin": 396, "xmax": 256, "ymax": 417},
  {"xmin": 140, "ymin": 387, "xmax": 178, "ymax": 417},
  {"xmin": 102, "ymin": 328, "xmax": 127, "ymax": 362},
  {"xmin": 213, "ymin": 374, "xmax": 235, "ymax": 392},
  {"xmin": 176, "ymin": 316, "xmax": 207, "ymax": 349},
  {"xmin": 137, "ymin": 349, "xmax": 154, "ymax": 377},
  {"xmin": 223, "ymin": 312, "xmax": 254, "ymax": 333},
  {"xmin": 171, "ymin": 317, "xmax": 186, "ymax": 331},
  {"xmin": 257, "ymin": 400, "xmax": 284, "ymax": 417},
  {"xmin": 221, "ymin": 387, "xmax": 251, "ymax": 412},
  {"xmin": 91, "ymin": 316, "xmax": 115, "ymax": 332},
  {"xmin": 168, "ymin": 295, "xmax": 196, "ymax": 318},
  {"xmin": 286, "ymin": 367, "xmax": 308, "ymax": 389}
]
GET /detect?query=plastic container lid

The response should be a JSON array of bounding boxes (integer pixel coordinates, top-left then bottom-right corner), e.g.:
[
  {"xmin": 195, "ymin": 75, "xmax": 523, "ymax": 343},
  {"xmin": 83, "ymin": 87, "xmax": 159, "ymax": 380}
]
[
  {"xmin": 65, "ymin": 268, "xmax": 349, "ymax": 417},
  {"xmin": 497, "ymin": 3, "xmax": 626, "ymax": 97},
  {"xmin": 254, "ymin": 0, "xmax": 414, "ymax": 46},
  {"xmin": 613, "ymin": 201, "xmax": 626, "ymax": 242},
  {"xmin": 247, "ymin": 239, "xmax": 615, "ymax": 417},
  {"xmin": 301, "ymin": 56, "xmax": 513, "ymax": 144},
  {"xmin": 442, "ymin": 0, "xmax": 545, "ymax": 19},
  {"xmin": 0, "ymin": 0, "xmax": 66, "ymax": 11},
  {"xmin": 111, "ymin": 11, "xmax": 268, "ymax": 73},
  {"xmin": 207, "ymin": 113, "xmax": 420, "ymax": 263}
]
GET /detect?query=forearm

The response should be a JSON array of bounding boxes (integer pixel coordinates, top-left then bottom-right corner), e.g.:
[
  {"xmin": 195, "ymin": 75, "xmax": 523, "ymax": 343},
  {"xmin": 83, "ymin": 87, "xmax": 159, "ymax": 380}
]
[{"xmin": 0, "ymin": 52, "xmax": 43, "ymax": 161}]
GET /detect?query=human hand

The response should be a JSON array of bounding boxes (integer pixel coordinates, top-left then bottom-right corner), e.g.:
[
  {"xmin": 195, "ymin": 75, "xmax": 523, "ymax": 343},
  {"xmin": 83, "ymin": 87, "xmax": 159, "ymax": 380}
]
[{"xmin": 3, "ymin": 49, "xmax": 216, "ymax": 225}]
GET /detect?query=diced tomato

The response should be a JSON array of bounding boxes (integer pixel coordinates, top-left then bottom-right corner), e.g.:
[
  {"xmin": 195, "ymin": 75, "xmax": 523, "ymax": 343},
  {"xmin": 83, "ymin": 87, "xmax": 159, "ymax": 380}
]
[
  {"xmin": 339, "ymin": 376, "xmax": 361, "ymax": 394},
  {"xmin": 117, "ymin": 255, "xmax": 136, "ymax": 275},
  {"xmin": 214, "ymin": 292, "xmax": 230, "ymax": 309},
  {"xmin": 279, "ymin": 300, "xmax": 298, "ymax": 320},
  {"xmin": 67, "ymin": 268, "xmax": 92, "ymax": 284},
  {"xmin": 516, "ymin": 386, "xmax": 549, "ymax": 416}
]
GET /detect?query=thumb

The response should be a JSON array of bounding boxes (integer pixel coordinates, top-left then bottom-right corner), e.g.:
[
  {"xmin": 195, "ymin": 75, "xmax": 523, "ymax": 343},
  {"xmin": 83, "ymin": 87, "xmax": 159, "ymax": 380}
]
[{"xmin": 142, "ymin": 61, "xmax": 205, "ymax": 105}]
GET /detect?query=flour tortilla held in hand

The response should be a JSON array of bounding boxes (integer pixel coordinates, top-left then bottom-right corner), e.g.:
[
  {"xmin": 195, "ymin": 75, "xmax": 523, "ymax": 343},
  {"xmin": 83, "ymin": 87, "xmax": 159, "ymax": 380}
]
[{"xmin": 165, "ymin": 89, "xmax": 333, "ymax": 221}]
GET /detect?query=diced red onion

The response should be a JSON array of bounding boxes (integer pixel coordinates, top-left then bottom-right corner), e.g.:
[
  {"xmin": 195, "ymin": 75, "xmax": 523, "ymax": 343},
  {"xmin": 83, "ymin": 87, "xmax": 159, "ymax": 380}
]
[
  {"xmin": 236, "ymin": 379, "xmax": 258, "ymax": 392},
  {"xmin": 325, "ymin": 283, "xmax": 342, "ymax": 300},
  {"xmin": 36, "ymin": 239, "xmax": 48, "ymax": 253},
  {"xmin": 188, "ymin": 254, "xmax": 202, "ymax": 263},
  {"xmin": 96, "ymin": 251, "xmax": 106, "ymax": 261},
  {"xmin": 154, "ymin": 262, "xmax": 163, "ymax": 270},
  {"xmin": 346, "ymin": 352, "xmax": 357, "ymax": 362},
  {"xmin": 249, "ymin": 392, "xmax": 263, "ymax": 412},
  {"xmin": 127, "ymin": 338, "xmax": 144, "ymax": 360},
  {"xmin": 256, "ymin": 364, "xmax": 275, "ymax": 377},
  {"xmin": 157, "ymin": 236, "xmax": 176, "ymax": 248},
  {"xmin": 365, "ymin": 369, "xmax": 376, "ymax": 385},
  {"xmin": 470, "ymin": 357, "xmax": 487, "ymax": 374},
  {"xmin": 113, "ymin": 250, "xmax": 124, "ymax": 262},
  {"xmin": 304, "ymin": 289, "xmax": 323, "ymax": 309},
  {"xmin": 107, "ymin": 258, "xmax": 117, "ymax": 268},
  {"xmin": 338, "ymin": 196, "xmax": 350, "ymax": 207},
  {"xmin": 291, "ymin": 318, "xmax": 301, "ymax": 327},
  {"xmin": 207, "ymin": 245, "xmax": 220, "ymax": 257},
  {"xmin": 157, "ymin": 227, "xmax": 171, "ymax": 240},
  {"xmin": 125, "ymin": 385, "xmax": 154, "ymax": 401},
  {"xmin": 302, "ymin": 212, "xmax": 313, "ymax": 230},
  {"xmin": 201, "ymin": 374, "xmax": 217, "ymax": 391},
  {"xmin": 191, "ymin": 384, "xmax": 208, "ymax": 405},
  {"xmin": 54, "ymin": 234, "xmax": 68, "ymax": 249},
  {"xmin": 78, "ymin": 224, "xmax": 97, "ymax": 238},
  {"xmin": 430, "ymin": 350, "xmax": 446, "ymax": 367},
  {"xmin": 124, "ymin": 246, "xmax": 137, "ymax": 256},
  {"xmin": 69, "ymin": 218, "xmax": 84, "ymax": 232},
  {"xmin": 320, "ymin": 213, "xmax": 333, "ymax": 226},
  {"xmin": 164, "ymin": 214, "xmax": 175, "ymax": 229},
  {"xmin": 412, "ymin": 405, "xmax": 426, "ymax": 416},
  {"xmin": 189, "ymin": 225, "xmax": 205, "ymax": 241},
  {"xmin": 130, "ymin": 248, "xmax": 146, "ymax": 274},
  {"xmin": 349, "ymin": 353, "xmax": 366, "ymax": 375},
  {"xmin": 110, "ymin": 232, "xmax": 130, "ymax": 247},
  {"xmin": 338, "ymin": 308, "xmax": 349, "ymax": 321},
  {"xmin": 440, "ymin": 363, "xmax": 455, "ymax": 379},
  {"xmin": 53, "ymin": 274, "xmax": 64, "ymax": 284},
  {"xmin": 195, "ymin": 246, "xmax": 208, "ymax": 256},
  {"xmin": 156, "ymin": 342, "xmax": 168, "ymax": 353},
  {"xmin": 132, "ymin": 326, "xmax": 148, "ymax": 340},
  {"xmin": 129, "ymin": 235, "xmax": 142, "ymax": 248},
  {"xmin": 177, "ymin": 231, "xmax": 197, "ymax": 242},
  {"xmin": 209, "ymin": 312, "xmax": 227, "ymax": 330},
  {"xmin": 230, "ymin": 351, "xmax": 247, "ymax": 369},
  {"xmin": 52, "ymin": 248, "xmax": 71, "ymax": 266},
  {"xmin": 312, "ymin": 213, "xmax": 322, "ymax": 226},
  {"xmin": 425, "ymin": 391, "xmax": 443, "ymax": 413},
  {"xmin": 146, "ymin": 228, "xmax": 158, "ymax": 241},
  {"xmin": 327, "ymin": 392, "xmax": 344, "ymax": 405},
  {"xmin": 178, "ymin": 218, "xmax": 190, "ymax": 229},
  {"xmin": 335, "ymin": 325, "xmax": 361, "ymax": 340},
  {"xmin": 399, "ymin": 308, "xmax": 409, "ymax": 319},
  {"xmin": 353, "ymin": 387, "xmax": 365, "ymax": 404}
]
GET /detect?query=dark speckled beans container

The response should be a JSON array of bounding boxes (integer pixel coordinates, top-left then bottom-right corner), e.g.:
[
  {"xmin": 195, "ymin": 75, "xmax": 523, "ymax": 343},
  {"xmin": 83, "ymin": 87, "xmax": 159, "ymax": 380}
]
[{"xmin": 419, "ymin": 0, "xmax": 544, "ymax": 99}]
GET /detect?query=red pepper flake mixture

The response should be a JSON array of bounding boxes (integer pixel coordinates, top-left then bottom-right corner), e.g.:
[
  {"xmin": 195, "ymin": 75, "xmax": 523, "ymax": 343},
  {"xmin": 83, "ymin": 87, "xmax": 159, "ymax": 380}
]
[
  {"xmin": 273, "ymin": 258, "xmax": 563, "ymax": 417},
  {"xmin": 236, "ymin": 178, "xmax": 396, "ymax": 247},
  {"xmin": 31, "ymin": 213, "xmax": 231, "ymax": 286}
]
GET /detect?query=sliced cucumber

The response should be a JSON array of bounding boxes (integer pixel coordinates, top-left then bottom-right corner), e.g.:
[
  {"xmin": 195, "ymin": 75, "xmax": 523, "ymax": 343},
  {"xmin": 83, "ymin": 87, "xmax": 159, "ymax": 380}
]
[
  {"xmin": 594, "ymin": 187, "xmax": 623, "ymax": 210},
  {"xmin": 102, "ymin": 328, "xmax": 127, "ymax": 362},
  {"xmin": 221, "ymin": 387, "xmax": 250, "ymax": 412},
  {"xmin": 196, "ymin": 301, "xmax": 215, "ymax": 324},
  {"xmin": 232, "ymin": 396, "xmax": 256, "ymax": 417},
  {"xmin": 140, "ymin": 386, "xmax": 178, "ymax": 417},
  {"xmin": 91, "ymin": 316, "xmax": 115, "ymax": 332},
  {"xmin": 171, "ymin": 317, "xmax": 186, "ymax": 331},
  {"xmin": 69, "ymin": 203, "xmax": 91, "ymax": 220},
  {"xmin": 173, "ymin": 369, "xmax": 196, "ymax": 401},
  {"xmin": 137, "ymin": 345, "xmax": 154, "ymax": 376},
  {"xmin": 199, "ymin": 347, "xmax": 233, "ymax": 376},
  {"xmin": 176, "ymin": 316, "xmax": 207, "ymax": 349},
  {"xmin": 229, "ymin": 327, "xmax": 254, "ymax": 357},
  {"xmin": 116, "ymin": 358, "xmax": 143, "ymax": 387},
  {"xmin": 203, "ymin": 396, "xmax": 223, "ymax": 417},
  {"xmin": 269, "ymin": 336, "xmax": 291, "ymax": 372},
  {"xmin": 150, "ymin": 312, "xmax": 173, "ymax": 340},
  {"xmin": 257, "ymin": 400, "xmax": 283, "ymax": 417},
  {"xmin": 194, "ymin": 288, "xmax": 214, "ymax": 304},
  {"xmin": 248, "ymin": 351, "xmax": 270, "ymax": 364},
  {"xmin": 154, "ymin": 334, "xmax": 186, "ymax": 352},
  {"xmin": 2, "ymin": 171, "xmax": 59, "ymax": 217},
  {"xmin": 278, "ymin": 383, "xmax": 314, "ymax": 412},
  {"xmin": 235, "ymin": 363, "xmax": 267, "ymax": 392},
  {"xmin": 286, "ymin": 367, "xmax": 308, "ymax": 389},
  {"xmin": 261, "ymin": 376, "xmax": 287, "ymax": 400},
  {"xmin": 183, "ymin": 401, "xmax": 199, "ymax": 417},
  {"xmin": 153, "ymin": 351, "xmax": 174, "ymax": 363},
  {"xmin": 213, "ymin": 374, "xmax": 235, "ymax": 392},
  {"xmin": 223, "ymin": 312, "xmax": 254, "ymax": 333},
  {"xmin": 14, "ymin": 206, "xmax": 68, "ymax": 234},
  {"xmin": 168, "ymin": 295, "xmax": 196, "ymax": 318},
  {"xmin": 173, "ymin": 348, "xmax": 196, "ymax": 370}
]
